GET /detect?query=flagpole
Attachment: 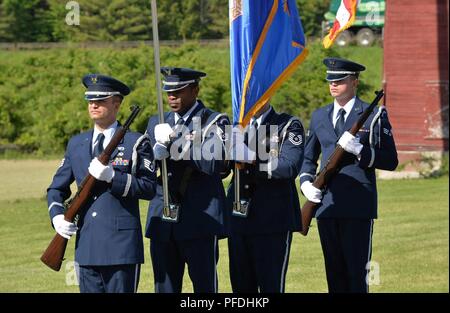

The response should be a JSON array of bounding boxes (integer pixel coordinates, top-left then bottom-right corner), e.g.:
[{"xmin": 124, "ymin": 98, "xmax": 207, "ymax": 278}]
[
  {"xmin": 150, "ymin": 0, "xmax": 170, "ymax": 212},
  {"xmin": 234, "ymin": 163, "xmax": 240, "ymax": 207}
]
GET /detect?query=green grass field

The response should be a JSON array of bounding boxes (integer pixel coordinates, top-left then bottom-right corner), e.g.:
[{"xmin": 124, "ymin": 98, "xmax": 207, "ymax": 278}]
[{"xmin": 0, "ymin": 160, "xmax": 448, "ymax": 292}]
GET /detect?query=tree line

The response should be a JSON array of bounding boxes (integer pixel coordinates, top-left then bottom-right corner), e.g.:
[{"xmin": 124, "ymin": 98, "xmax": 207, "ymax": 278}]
[
  {"xmin": 0, "ymin": 41, "xmax": 380, "ymax": 155},
  {"xmin": 0, "ymin": 0, "xmax": 330, "ymax": 42}
]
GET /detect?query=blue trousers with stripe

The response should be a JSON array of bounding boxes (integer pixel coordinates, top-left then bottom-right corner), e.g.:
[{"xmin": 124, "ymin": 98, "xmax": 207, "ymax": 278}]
[
  {"xmin": 150, "ymin": 236, "xmax": 219, "ymax": 293},
  {"xmin": 78, "ymin": 264, "xmax": 141, "ymax": 293},
  {"xmin": 317, "ymin": 219, "xmax": 374, "ymax": 293},
  {"xmin": 228, "ymin": 232, "xmax": 293, "ymax": 293}
]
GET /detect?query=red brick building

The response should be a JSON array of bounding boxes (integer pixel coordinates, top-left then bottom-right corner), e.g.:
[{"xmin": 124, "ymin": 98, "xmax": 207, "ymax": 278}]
[{"xmin": 383, "ymin": 0, "xmax": 448, "ymax": 170}]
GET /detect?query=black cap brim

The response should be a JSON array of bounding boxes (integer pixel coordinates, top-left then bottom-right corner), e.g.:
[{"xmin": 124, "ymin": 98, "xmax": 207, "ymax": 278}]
[
  {"xmin": 162, "ymin": 83, "xmax": 191, "ymax": 92},
  {"xmin": 85, "ymin": 94, "xmax": 118, "ymax": 101},
  {"xmin": 326, "ymin": 73, "xmax": 352, "ymax": 82}
]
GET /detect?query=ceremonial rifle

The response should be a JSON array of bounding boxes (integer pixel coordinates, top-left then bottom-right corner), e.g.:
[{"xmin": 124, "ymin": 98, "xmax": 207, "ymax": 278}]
[
  {"xmin": 40, "ymin": 105, "xmax": 141, "ymax": 271},
  {"xmin": 300, "ymin": 90, "xmax": 384, "ymax": 236}
]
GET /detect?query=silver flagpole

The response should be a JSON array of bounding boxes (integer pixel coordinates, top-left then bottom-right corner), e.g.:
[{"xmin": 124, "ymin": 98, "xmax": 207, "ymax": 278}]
[
  {"xmin": 150, "ymin": 0, "xmax": 170, "ymax": 213},
  {"xmin": 234, "ymin": 163, "xmax": 240, "ymax": 205}
]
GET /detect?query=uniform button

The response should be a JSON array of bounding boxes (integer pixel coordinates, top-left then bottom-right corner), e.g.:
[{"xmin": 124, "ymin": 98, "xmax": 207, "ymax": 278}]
[
  {"xmin": 93, "ymin": 196, "xmax": 97, "ymax": 200},
  {"xmin": 92, "ymin": 212, "xmax": 97, "ymax": 217},
  {"xmin": 244, "ymin": 184, "xmax": 249, "ymax": 189},
  {"xmin": 168, "ymin": 173, "xmax": 172, "ymax": 177},
  {"xmin": 245, "ymin": 170, "xmax": 250, "ymax": 174}
]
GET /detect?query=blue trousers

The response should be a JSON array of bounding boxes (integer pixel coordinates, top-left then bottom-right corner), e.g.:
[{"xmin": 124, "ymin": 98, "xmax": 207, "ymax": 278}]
[
  {"xmin": 317, "ymin": 218, "xmax": 374, "ymax": 293},
  {"xmin": 78, "ymin": 264, "xmax": 141, "ymax": 293},
  {"xmin": 228, "ymin": 231, "xmax": 293, "ymax": 293},
  {"xmin": 150, "ymin": 236, "xmax": 219, "ymax": 293}
]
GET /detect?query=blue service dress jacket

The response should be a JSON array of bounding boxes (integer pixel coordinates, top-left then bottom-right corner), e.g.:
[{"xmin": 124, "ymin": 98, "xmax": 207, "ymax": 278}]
[
  {"xmin": 145, "ymin": 101, "xmax": 230, "ymax": 242},
  {"xmin": 47, "ymin": 129, "xmax": 157, "ymax": 266},
  {"xmin": 226, "ymin": 108, "xmax": 305, "ymax": 235},
  {"xmin": 299, "ymin": 97, "xmax": 398, "ymax": 219}
]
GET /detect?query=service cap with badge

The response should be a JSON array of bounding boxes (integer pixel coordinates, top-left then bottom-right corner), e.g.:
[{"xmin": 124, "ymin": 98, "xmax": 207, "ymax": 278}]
[
  {"xmin": 82, "ymin": 74, "xmax": 130, "ymax": 101},
  {"xmin": 160, "ymin": 67, "xmax": 206, "ymax": 92},
  {"xmin": 323, "ymin": 57, "xmax": 366, "ymax": 82}
]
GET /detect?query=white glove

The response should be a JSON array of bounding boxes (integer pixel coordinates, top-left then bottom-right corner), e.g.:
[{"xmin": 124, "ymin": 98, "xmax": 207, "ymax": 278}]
[
  {"xmin": 153, "ymin": 142, "xmax": 170, "ymax": 160},
  {"xmin": 338, "ymin": 131, "xmax": 363, "ymax": 156},
  {"xmin": 230, "ymin": 126, "xmax": 256, "ymax": 163},
  {"xmin": 300, "ymin": 181, "xmax": 322, "ymax": 203},
  {"xmin": 88, "ymin": 157, "xmax": 115, "ymax": 183},
  {"xmin": 52, "ymin": 214, "xmax": 78, "ymax": 239},
  {"xmin": 155, "ymin": 123, "xmax": 174, "ymax": 145}
]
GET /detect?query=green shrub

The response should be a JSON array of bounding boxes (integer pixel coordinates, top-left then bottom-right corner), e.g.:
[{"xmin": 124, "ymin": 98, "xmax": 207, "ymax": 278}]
[{"xmin": 0, "ymin": 42, "xmax": 382, "ymax": 155}]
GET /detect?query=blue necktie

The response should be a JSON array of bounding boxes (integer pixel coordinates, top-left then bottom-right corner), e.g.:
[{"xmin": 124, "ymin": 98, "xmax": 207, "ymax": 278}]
[
  {"xmin": 176, "ymin": 117, "xmax": 184, "ymax": 126},
  {"xmin": 93, "ymin": 133, "xmax": 105, "ymax": 157},
  {"xmin": 245, "ymin": 119, "xmax": 258, "ymax": 145},
  {"xmin": 174, "ymin": 117, "xmax": 184, "ymax": 137},
  {"xmin": 334, "ymin": 108, "xmax": 346, "ymax": 137}
]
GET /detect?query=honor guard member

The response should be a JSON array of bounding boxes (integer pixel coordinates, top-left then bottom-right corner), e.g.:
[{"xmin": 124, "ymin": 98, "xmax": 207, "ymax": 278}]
[
  {"xmin": 226, "ymin": 102, "xmax": 305, "ymax": 293},
  {"xmin": 145, "ymin": 67, "xmax": 230, "ymax": 293},
  {"xmin": 300, "ymin": 58, "xmax": 398, "ymax": 293},
  {"xmin": 47, "ymin": 74, "xmax": 157, "ymax": 293}
]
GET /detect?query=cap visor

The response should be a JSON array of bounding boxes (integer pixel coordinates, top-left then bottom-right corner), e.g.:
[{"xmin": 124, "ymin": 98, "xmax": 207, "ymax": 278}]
[
  {"xmin": 85, "ymin": 94, "xmax": 114, "ymax": 101},
  {"xmin": 162, "ymin": 84, "xmax": 190, "ymax": 92},
  {"xmin": 326, "ymin": 73, "xmax": 351, "ymax": 82}
]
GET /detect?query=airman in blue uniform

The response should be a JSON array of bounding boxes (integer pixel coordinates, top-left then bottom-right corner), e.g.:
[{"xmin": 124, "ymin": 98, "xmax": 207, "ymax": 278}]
[
  {"xmin": 226, "ymin": 103, "xmax": 304, "ymax": 292},
  {"xmin": 299, "ymin": 58, "xmax": 398, "ymax": 293},
  {"xmin": 145, "ymin": 67, "xmax": 230, "ymax": 293},
  {"xmin": 47, "ymin": 74, "xmax": 156, "ymax": 293}
]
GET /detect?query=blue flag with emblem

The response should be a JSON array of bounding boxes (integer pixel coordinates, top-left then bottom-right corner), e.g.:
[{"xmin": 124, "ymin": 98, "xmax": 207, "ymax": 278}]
[{"xmin": 229, "ymin": 0, "xmax": 308, "ymax": 126}]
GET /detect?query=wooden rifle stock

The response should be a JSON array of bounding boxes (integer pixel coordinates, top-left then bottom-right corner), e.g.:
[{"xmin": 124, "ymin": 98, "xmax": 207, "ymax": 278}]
[
  {"xmin": 300, "ymin": 90, "xmax": 384, "ymax": 236},
  {"xmin": 40, "ymin": 105, "xmax": 141, "ymax": 271}
]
